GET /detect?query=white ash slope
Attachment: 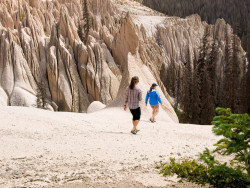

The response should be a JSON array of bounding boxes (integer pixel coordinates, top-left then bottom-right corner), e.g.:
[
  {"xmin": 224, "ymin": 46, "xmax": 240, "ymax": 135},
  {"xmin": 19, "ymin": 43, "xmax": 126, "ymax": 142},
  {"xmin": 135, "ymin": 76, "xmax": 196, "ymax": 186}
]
[{"xmin": 0, "ymin": 106, "xmax": 219, "ymax": 187}]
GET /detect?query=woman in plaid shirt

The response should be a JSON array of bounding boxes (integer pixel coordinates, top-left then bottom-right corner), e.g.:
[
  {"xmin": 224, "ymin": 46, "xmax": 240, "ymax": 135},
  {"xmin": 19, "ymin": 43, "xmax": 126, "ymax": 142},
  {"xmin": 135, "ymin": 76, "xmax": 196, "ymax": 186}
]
[{"xmin": 124, "ymin": 76, "xmax": 142, "ymax": 134}]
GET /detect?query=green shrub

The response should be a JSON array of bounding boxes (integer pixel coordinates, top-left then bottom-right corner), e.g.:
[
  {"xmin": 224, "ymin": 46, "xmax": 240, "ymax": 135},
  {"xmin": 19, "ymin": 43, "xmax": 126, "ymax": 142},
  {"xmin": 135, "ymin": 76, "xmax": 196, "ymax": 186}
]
[
  {"xmin": 212, "ymin": 107, "xmax": 250, "ymax": 174},
  {"xmin": 20, "ymin": 9, "xmax": 25, "ymax": 22},
  {"xmin": 157, "ymin": 158, "xmax": 209, "ymax": 185},
  {"xmin": 158, "ymin": 154, "xmax": 249, "ymax": 187},
  {"xmin": 200, "ymin": 148, "xmax": 249, "ymax": 188},
  {"xmin": 157, "ymin": 108, "xmax": 250, "ymax": 187},
  {"xmin": 44, "ymin": 28, "xmax": 49, "ymax": 37}
]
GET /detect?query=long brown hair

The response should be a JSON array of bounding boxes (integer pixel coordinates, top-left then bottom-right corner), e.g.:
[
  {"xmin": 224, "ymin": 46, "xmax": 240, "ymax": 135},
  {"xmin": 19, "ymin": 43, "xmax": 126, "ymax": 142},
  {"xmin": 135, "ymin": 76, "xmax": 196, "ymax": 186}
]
[
  {"xmin": 129, "ymin": 76, "xmax": 139, "ymax": 89},
  {"xmin": 149, "ymin": 86, "xmax": 154, "ymax": 93}
]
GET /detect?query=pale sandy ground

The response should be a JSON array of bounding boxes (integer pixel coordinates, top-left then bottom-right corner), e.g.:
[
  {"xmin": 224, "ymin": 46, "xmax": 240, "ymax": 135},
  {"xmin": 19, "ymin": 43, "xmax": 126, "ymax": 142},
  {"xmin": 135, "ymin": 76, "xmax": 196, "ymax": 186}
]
[
  {"xmin": 132, "ymin": 15, "xmax": 166, "ymax": 37},
  {"xmin": 112, "ymin": 0, "xmax": 169, "ymax": 37},
  {"xmin": 0, "ymin": 106, "xmax": 225, "ymax": 188},
  {"xmin": 112, "ymin": 0, "xmax": 161, "ymax": 16}
]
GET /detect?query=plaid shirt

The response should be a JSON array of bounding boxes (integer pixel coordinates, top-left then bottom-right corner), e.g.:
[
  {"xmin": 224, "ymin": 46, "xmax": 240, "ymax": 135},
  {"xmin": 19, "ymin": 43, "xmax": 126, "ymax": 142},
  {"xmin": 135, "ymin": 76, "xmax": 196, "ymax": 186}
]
[{"xmin": 124, "ymin": 86, "xmax": 142, "ymax": 109}]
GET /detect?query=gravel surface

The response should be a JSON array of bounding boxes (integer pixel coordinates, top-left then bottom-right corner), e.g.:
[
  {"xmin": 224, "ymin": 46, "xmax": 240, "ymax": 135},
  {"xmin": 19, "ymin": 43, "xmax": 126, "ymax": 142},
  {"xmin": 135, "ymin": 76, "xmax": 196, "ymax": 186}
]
[{"xmin": 0, "ymin": 106, "xmax": 219, "ymax": 187}]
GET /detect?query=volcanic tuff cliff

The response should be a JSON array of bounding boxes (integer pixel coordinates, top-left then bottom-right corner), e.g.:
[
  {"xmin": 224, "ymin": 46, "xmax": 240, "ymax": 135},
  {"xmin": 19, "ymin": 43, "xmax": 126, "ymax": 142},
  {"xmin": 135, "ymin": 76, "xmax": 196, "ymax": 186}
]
[{"xmin": 0, "ymin": 0, "xmax": 247, "ymax": 123}]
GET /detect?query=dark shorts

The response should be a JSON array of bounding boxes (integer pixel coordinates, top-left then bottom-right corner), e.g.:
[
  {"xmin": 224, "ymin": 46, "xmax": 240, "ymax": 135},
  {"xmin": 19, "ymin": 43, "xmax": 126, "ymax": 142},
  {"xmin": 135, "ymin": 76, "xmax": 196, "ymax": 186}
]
[{"xmin": 130, "ymin": 107, "xmax": 141, "ymax": 121}]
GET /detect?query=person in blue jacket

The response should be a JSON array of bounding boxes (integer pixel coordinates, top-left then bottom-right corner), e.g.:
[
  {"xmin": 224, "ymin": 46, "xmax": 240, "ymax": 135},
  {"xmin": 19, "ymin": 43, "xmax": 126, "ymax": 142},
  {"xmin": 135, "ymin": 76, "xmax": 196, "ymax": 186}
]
[{"xmin": 145, "ymin": 83, "xmax": 162, "ymax": 122}]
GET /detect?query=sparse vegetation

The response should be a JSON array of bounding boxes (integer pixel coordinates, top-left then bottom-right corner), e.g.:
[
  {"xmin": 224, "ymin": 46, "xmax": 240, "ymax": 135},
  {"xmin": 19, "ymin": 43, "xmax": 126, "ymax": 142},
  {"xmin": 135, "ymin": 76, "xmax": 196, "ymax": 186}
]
[
  {"xmin": 157, "ymin": 158, "xmax": 209, "ymax": 185},
  {"xmin": 20, "ymin": 9, "xmax": 25, "ymax": 22},
  {"xmin": 58, "ymin": 0, "xmax": 73, "ymax": 3},
  {"xmin": 44, "ymin": 28, "xmax": 50, "ymax": 37},
  {"xmin": 77, "ymin": 19, "xmax": 84, "ymax": 42},
  {"xmin": 157, "ymin": 108, "xmax": 250, "ymax": 187},
  {"xmin": 36, "ymin": 81, "xmax": 50, "ymax": 109},
  {"xmin": 77, "ymin": 0, "xmax": 90, "ymax": 44},
  {"xmin": 136, "ymin": 0, "xmax": 143, "ymax": 3}
]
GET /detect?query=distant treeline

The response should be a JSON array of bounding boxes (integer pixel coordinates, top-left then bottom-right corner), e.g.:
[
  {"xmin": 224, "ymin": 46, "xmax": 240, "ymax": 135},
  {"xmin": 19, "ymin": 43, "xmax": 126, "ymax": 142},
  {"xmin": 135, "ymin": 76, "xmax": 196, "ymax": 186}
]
[
  {"xmin": 142, "ymin": 0, "xmax": 250, "ymax": 124},
  {"xmin": 142, "ymin": 0, "xmax": 250, "ymax": 54},
  {"xmin": 165, "ymin": 26, "xmax": 249, "ymax": 124}
]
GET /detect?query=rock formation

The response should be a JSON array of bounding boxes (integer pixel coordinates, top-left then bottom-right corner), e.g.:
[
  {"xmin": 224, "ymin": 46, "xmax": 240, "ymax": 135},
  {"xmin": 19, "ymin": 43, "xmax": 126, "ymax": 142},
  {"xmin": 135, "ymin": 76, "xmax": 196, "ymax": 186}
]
[
  {"xmin": 0, "ymin": 0, "xmax": 247, "ymax": 123},
  {"xmin": 0, "ymin": 0, "xmax": 123, "ymax": 113},
  {"xmin": 87, "ymin": 101, "xmax": 106, "ymax": 113}
]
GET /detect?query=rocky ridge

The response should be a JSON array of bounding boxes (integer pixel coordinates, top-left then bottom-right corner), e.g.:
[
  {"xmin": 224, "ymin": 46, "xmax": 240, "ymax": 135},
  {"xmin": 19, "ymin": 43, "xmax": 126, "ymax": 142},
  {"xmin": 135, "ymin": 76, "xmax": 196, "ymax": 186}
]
[{"xmin": 0, "ymin": 0, "xmax": 247, "ymax": 123}]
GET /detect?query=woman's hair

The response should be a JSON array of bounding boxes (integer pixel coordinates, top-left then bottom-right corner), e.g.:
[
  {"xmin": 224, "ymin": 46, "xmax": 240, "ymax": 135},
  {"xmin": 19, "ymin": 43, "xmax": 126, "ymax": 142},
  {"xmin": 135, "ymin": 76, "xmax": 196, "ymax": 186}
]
[
  {"xmin": 149, "ymin": 83, "xmax": 157, "ymax": 93},
  {"xmin": 129, "ymin": 76, "xmax": 139, "ymax": 89},
  {"xmin": 149, "ymin": 86, "xmax": 154, "ymax": 93}
]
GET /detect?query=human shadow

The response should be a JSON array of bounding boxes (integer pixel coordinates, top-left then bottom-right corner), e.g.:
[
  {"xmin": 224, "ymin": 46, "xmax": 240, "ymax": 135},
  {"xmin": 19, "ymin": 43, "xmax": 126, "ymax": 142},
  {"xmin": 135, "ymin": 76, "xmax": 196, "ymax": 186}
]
[{"xmin": 99, "ymin": 131, "xmax": 132, "ymax": 135}]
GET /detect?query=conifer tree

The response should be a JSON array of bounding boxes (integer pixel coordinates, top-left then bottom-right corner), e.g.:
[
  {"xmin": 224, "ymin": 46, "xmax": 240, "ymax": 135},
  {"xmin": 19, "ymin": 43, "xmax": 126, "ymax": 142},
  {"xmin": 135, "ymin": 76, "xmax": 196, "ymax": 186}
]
[
  {"xmin": 191, "ymin": 55, "xmax": 200, "ymax": 124},
  {"xmin": 222, "ymin": 28, "xmax": 233, "ymax": 109},
  {"xmin": 165, "ymin": 58, "xmax": 177, "ymax": 98},
  {"xmin": 239, "ymin": 56, "xmax": 248, "ymax": 113},
  {"xmin": 36, "ymin": 81, "xmax": 50, "ymax": 109},
  {"xmin": 181, "ymin": 48, "xmax": 193, "ymax": 122},
  {"xmin": 82, "ymin": 0, "xmax": 90, "ymax": 44},
  {"xmin": 246, "ymin": 59, "xmax": 250, "ymax": 114},
  {"xmin": 212, "ymin": 108, "xmax": 250, "ymax": 175},
  {"xmin": 77, "ymin": 19, "xmax": 84, "ymax": 42},
  {"xmin": 176, "ymin": 65, "xmax": 181, "ymax": 108},
  {"xmin": 246, "ymin": 33, "xmax": 250, "ymax": 114},
  {"xmin": 78, "ymin": 0, "xmax": 90, "ymax": 44},
  {"xmin": 206, "ymin": 34, "xmax": 218, "ymax": 122},
  {"xmin": 231, "ymin": 35, "xmax": 241, "ymax": 113},
  {"xmin": 196, "ymin": 26, "xmax": 210, "ymax": 124}
]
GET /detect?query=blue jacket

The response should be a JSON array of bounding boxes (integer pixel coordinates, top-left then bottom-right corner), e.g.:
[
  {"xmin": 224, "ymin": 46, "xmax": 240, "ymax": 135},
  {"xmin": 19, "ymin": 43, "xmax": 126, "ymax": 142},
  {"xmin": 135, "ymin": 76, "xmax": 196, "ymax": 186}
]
[{"xmin": 145, "ymin": 90, "xmax": 162, "ymax": 105}]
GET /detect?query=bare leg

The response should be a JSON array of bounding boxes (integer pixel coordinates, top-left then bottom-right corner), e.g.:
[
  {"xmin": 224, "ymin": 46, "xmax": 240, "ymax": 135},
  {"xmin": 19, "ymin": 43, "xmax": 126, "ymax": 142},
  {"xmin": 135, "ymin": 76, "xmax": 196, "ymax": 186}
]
[
  {"xmin": 151, "ymin": 107, "xmax": 155, "ymax": 120},
  {"xmin": 152, "ymin": 108, "xmax": 156, "ymax": 120},
  {"xmin": 134, "ymin": 120, "xmax": 139, "ymax": 130},
  {"xmin": 132, "ymin": 120, "xmax": 136, "ymax": 131},
  {"xmin": 154, "ymin": 108, "xmax": 159, "ymax": 120},
  {"xmin": 132, "ymin": 120, "xmax": 140, "ymax": 131}
]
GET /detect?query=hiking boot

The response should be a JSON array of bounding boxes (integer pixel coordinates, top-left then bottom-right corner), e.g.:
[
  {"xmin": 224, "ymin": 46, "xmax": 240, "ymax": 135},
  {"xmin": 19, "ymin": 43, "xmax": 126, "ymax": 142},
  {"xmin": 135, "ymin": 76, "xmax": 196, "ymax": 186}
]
[
  {"xmin": 150, "ymin": 118, "xmax": 154, "ymax": 123},
  {"xmin": 131, "ymin": 130, "xmax": 137, "ymax": 134}
]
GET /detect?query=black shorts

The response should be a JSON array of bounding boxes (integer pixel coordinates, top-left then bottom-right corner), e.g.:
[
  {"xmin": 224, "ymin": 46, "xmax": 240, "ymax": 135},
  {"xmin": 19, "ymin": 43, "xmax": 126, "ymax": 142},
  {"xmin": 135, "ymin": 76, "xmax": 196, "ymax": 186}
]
[{"xmin": 130, "ymin": 107, "xmax": 141, "ymax": 121}]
